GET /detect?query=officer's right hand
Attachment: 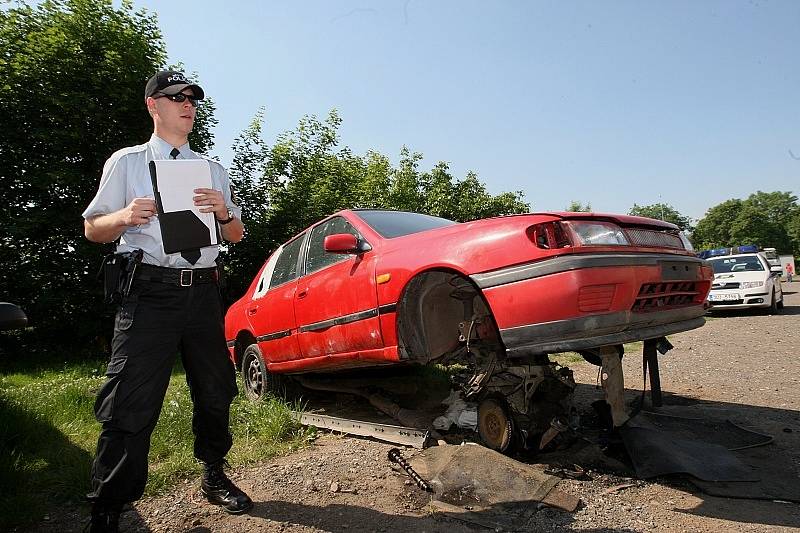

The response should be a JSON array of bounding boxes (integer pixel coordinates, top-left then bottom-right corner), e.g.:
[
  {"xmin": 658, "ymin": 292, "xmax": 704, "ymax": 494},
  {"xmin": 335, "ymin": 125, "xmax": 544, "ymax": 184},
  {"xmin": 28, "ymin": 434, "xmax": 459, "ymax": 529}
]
[{"xmin": 121, "ymin": 197, "xmax": 157, "ymax": 227}]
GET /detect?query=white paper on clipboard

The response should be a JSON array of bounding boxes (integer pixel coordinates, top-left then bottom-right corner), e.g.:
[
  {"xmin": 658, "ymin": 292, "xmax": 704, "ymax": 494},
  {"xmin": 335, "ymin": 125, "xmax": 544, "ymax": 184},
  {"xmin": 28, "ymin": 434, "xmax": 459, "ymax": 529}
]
[{"xmin": 149, "ymin": 159, "xmax": 218, "ymax": 251}]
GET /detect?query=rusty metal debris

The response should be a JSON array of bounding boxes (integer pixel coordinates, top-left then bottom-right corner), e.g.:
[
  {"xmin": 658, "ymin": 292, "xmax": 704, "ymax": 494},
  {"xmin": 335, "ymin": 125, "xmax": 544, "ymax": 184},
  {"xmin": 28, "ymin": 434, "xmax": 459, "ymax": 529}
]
[
  {"xmin": 295, "ymin": 412, "xmax": 429, "ymax": 448},
  {"xmin": 388, "ymin": 447, "xmax": 432, "ymax": 492}
]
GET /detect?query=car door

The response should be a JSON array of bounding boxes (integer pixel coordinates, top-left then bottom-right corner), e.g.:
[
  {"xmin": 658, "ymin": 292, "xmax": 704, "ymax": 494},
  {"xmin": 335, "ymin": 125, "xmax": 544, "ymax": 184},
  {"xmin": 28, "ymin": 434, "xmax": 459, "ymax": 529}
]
[
  {"xmin": 293, "ymin": 216, "xmax": 381, "ymax": 359},
  {"xmin": 247, "ymin": 234, "xmax": 306, "ymax": 363}
]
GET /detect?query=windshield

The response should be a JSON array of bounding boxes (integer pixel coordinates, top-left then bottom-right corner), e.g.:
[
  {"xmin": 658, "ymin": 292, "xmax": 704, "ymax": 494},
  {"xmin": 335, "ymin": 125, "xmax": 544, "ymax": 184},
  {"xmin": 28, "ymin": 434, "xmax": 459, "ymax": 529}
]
[
  {"xmin": 708, "ymin": 256, "xmax": 765, "ymax": 274},
  {"xmin": 354, "ymin": 210, "xmax": 457, "ymax": 238}
]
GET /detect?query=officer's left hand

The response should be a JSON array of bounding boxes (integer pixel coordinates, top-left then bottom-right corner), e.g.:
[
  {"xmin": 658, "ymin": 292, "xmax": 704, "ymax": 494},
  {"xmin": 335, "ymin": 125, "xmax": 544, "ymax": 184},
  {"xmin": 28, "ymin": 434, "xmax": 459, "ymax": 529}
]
[{"xmin": 194, "ymin": 188, "xmax": 228, "ymax": 220}]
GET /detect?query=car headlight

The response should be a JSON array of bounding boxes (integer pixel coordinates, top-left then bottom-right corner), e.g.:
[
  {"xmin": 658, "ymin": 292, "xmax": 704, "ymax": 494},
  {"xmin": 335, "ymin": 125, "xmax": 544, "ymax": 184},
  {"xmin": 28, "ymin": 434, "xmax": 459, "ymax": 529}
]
[{"xmin": 740, "ymin": 281, "xmax": 764, "ymax": 289}]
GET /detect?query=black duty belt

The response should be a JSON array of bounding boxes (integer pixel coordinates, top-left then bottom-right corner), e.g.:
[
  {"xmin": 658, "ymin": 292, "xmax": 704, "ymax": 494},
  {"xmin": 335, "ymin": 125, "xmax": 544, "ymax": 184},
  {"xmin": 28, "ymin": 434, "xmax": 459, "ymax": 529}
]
[{"xmin": 136, "ymin": 264, "xmax": 218, "ymax": 287}]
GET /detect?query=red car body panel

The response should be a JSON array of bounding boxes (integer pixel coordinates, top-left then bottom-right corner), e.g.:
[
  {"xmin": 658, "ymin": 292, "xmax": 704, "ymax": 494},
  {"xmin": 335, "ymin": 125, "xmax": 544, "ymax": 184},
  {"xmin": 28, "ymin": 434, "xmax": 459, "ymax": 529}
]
[
  {"xmin": 244, "ymin": 279, "xmax": 300, "ymax": 363},
  {"xmin": 225, "ymin": 210, "xmax": 712, "ymax": 373},
  {"xmin": 294, "ymin": 253, "xmax": 381, "ymax": 358}
]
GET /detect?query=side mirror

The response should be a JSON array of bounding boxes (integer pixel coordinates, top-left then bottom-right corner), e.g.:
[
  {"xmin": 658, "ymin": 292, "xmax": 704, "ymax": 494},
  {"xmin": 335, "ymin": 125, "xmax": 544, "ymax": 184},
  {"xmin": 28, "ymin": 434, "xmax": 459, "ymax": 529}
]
[
  {"xmin": 770, "ymin": 266, "xmax": 783, "ymax": 274},
  {"xmin": 324, "ymin": 233, "xmax": 372, "ymax": 255},
  {"xmin": 0, "ymin": 302, "xmax": 28, "ymax": 331}
]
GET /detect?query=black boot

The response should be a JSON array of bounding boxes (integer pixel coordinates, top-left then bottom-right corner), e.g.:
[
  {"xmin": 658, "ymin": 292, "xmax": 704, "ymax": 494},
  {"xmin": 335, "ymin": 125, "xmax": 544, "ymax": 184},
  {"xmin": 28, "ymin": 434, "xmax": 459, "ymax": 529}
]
[
  {"xmin": 88, "ymin": 502, "xmax": 121, "ymax": 533},
  {"xmin": 201, "ymin": 459, "xmax": 253, "ymax": 514}
]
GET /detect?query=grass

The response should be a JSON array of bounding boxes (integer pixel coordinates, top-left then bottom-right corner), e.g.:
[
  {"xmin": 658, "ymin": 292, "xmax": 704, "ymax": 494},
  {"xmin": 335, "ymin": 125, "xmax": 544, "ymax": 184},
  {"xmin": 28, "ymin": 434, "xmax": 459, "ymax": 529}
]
[
  {"xmin": 0, "ymin": 357, "xmax": 314, "ymax": 530},
  {"xmin": 551, "ymin": 341, "xmax": 647, "ymax": 366}
]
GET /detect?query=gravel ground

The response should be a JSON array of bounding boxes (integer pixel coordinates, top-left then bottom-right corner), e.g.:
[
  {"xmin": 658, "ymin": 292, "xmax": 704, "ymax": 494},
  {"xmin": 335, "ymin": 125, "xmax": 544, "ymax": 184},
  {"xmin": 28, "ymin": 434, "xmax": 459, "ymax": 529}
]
[{"xmin": 33, "ymin": 288, "xmax": 800, "ymax": 532}]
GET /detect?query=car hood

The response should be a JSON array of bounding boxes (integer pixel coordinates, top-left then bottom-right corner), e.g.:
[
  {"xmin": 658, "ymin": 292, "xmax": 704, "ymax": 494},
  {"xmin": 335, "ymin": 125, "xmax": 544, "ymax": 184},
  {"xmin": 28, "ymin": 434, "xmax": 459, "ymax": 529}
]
[{"xmin": 713, "ymin": 272, "xmax": 768, "ymax": 283}]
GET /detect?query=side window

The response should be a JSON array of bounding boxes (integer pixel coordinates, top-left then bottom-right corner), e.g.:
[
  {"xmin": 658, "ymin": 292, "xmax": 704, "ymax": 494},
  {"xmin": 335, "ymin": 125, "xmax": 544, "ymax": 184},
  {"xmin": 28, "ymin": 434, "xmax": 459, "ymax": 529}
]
[
  {"xmin": 269, "ymin": 234, "xmax": 305, "ymax": 289},
  {"xmin": 253, "ymin": 245, "xmax": 283, "ymax": 299},
  {"xmin": 305, "ymin": 217, "xmax": 361, "ymax": 275}
]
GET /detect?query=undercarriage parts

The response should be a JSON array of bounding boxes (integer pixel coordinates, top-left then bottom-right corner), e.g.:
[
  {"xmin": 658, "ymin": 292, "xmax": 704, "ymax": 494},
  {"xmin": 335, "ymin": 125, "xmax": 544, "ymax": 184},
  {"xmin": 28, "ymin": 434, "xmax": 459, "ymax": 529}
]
[
  {"xmin": 466, "ymin": 358, "xmax": 578, "ymax": 451},
  {"xmin": 599, "ymin": 346, "xmax": 629, "ymax": 427},
  {"xmin": 538, "ymin": 416, "xmax": 570, "ymax": 451},
  {"xmin": 477, "ymin": 397, "xmax": 515, "ymax": 452}
]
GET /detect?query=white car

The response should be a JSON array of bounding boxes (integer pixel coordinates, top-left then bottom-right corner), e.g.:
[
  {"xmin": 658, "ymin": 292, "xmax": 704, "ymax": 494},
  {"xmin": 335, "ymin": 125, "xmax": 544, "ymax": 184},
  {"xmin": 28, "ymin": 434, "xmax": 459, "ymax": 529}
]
[{"xmin": 707, "ymin": 253, "xmax": 784, "ymax": 312}]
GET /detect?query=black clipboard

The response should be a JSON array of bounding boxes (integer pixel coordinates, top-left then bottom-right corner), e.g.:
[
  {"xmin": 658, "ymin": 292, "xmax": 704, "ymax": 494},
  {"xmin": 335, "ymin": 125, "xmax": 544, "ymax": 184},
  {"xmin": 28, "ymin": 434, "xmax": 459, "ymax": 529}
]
[{"xmin": 148, "ymin": 159, "xmax": 218, "ymax": 254}]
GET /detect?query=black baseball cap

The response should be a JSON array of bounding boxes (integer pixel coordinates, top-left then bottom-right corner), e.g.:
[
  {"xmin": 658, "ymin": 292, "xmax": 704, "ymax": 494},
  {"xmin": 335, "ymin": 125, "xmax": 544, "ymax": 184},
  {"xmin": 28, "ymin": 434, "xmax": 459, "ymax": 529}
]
[{"xmin": 144, "ymin": 70, "xmax": 205, "ymax": 100}]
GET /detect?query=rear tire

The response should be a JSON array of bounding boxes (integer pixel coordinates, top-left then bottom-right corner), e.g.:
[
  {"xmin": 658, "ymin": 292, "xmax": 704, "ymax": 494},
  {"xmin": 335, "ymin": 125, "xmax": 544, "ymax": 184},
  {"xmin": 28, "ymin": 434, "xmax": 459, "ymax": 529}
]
[{"xmin": 241, "ymin": 344, "xmax": 296, "ymax": 401}]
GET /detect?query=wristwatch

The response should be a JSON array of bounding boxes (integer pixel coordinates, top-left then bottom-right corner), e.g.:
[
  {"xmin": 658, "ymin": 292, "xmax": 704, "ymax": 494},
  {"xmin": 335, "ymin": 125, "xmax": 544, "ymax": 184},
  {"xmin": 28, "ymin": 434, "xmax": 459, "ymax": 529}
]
[{"xmin": 218, "ymin": 209, "xmax": 235, "ymax": 225}]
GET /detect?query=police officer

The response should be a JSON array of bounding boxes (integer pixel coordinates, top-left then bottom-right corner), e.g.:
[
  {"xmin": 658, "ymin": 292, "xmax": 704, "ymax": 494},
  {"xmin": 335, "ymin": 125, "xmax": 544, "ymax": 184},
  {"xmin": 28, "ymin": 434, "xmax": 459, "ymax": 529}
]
[{"xmin": 82, "ymin": 70, "xmax": 251, "ymax": 532}]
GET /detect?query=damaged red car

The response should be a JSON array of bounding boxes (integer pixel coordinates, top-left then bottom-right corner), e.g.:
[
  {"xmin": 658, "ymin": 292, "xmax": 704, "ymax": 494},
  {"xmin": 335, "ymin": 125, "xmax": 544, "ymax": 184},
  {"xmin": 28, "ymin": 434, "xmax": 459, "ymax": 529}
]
[{"xmin": 225, "ymin": 210, "xmax": 712, "ymax": 450}]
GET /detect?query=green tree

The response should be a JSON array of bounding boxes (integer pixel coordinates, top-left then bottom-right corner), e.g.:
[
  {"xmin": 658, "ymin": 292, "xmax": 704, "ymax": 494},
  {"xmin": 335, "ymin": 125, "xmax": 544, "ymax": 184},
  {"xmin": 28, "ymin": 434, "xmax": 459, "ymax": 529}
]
[
  {"xmin": 692, "ymin": 199, "xmax": 743, "ymax": 250},
  {"xmin": 728, "ymin": 204, "xmax": 789, "ymax": 251},
  {"xmin": 0, "ymin": 0, "xmax": 215, "ymax": 351},
  {"xmin": 628, "ymin": 203, "xmax": 693, "ymax": 231},
  {"xmin": 566, "ymin": 201, "xmax": 592, "ymax": 212},
  {"xmin": 222, "ymin": 110, "xmax": 530, "ymax": 301},
  {"xmin": 745, "ymin": 191, "xmax": 799, "ymax": 231},
  {"xmin": 223, "ymin": 109, "xmax": 275, "ymax": 300},
  {"xmin": 692, "ymin": 191, "xmax": 799, "ymax": 254}
]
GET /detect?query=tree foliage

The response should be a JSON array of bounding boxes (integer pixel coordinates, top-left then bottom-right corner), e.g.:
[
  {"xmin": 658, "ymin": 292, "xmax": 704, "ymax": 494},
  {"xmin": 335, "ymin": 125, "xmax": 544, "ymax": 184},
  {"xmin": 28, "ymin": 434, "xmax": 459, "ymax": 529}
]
[
  {"xmin": 0, "ymin": 0, "xmax": 215, "ymax": 351},
  {"xmin": 223, "ymin": 110, "xmax": 530, "ymax": 299},
  {"xmin": 566, "ymin": 201, "xmax": 591, "ymax": 212},
  {"xmin": 628, "ymin": 203, "xmax": 693, "ymax": 231},
  {"xmin": 692, "ymin": 191, "xmax": 799, "ymax": 254}
]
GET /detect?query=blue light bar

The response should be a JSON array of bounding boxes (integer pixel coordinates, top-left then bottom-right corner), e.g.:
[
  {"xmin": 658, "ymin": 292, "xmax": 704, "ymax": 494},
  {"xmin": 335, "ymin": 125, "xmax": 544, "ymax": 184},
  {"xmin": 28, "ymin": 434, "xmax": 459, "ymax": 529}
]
[
  {"xmin": 696, "ymin": 244, "xmax": 762, "ymax": 259},
  {"xmin": 736, "ymin": 244, "xmax": 759, "ymax": 253}
]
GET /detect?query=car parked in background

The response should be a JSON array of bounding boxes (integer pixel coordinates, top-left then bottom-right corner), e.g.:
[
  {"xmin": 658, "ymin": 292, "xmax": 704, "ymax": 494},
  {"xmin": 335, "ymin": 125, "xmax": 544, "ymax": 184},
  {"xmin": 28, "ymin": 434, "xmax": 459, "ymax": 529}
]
[
  {"xmin": 0, "ymin": 302, "xmax": 27, "ymax": 331},
  {"xmin": 707, "ymin": 252, "xmax": 784, "ymax": 313},
  {"xmin": 225, "ymin": 209, "xmax": 713, "ymax": 450}
]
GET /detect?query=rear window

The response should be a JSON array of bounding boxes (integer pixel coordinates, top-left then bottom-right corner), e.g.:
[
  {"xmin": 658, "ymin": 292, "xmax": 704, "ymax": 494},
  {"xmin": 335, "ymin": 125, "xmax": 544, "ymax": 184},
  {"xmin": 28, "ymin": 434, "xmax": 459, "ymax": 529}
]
[
  {"xmin": 708, "ymin": 256, "xmax": 765, "ymax": 274},
  {"xmin": 354, "ymin": 210, "xmax": 456, "ymax": 238}
]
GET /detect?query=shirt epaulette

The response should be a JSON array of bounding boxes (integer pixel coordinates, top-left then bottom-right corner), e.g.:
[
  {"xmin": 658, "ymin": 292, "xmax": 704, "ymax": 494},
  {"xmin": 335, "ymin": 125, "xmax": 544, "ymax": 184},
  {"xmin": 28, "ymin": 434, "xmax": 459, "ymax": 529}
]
[{"xmin": 107, "ymin": 142, "xmax": 149, "ymax": 161}]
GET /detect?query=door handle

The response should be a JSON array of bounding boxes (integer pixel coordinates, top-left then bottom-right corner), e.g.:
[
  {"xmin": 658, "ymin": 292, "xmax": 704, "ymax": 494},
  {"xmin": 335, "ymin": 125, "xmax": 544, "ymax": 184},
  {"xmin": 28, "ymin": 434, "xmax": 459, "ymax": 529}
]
[
  {"xmin": 297, "ymin": 288, "xmax": 308, "ymax": 299},
  {"xmin": 247, "ymin": 306, "xmax": 259, "ymax": 315}
]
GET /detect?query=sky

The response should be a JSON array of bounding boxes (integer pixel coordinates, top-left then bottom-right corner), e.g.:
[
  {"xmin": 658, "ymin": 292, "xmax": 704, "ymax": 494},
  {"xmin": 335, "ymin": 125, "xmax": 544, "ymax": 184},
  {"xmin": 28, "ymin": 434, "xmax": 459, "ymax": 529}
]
[{"xmin": 131, "ymin": 0, "xmax": 799, "ymax": 222}]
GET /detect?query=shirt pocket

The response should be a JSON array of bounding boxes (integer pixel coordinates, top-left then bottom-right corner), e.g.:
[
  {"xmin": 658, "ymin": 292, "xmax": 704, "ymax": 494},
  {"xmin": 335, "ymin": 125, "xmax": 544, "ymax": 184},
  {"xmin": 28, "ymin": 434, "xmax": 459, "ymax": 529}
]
[{"xmin": 131, "ymin": 178, "xmax": 156, "ymax": 202}]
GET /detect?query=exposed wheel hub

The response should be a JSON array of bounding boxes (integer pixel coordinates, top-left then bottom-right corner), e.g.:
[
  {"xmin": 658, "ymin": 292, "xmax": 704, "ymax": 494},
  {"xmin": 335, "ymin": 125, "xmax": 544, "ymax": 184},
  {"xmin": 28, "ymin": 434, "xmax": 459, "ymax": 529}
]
[{"xmin": 478, "ymin": 398, "xmax": 514, "ymax": 452}]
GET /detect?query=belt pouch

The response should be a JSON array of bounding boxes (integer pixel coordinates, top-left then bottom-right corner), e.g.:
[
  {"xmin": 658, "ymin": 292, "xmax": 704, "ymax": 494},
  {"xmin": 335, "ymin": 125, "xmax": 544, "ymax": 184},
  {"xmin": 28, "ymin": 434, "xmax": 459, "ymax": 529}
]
[{"xmin": 102, "ymin": 253, "xmax": 128, "ymax": 305}]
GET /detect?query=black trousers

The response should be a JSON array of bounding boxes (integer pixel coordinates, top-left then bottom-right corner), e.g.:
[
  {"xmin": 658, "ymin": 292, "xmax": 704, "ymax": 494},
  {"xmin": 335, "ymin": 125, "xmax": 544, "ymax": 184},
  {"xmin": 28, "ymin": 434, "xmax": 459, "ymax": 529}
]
[{"xmin": 88, "ymin": 278, "xmax": 238, "ymax": 505}]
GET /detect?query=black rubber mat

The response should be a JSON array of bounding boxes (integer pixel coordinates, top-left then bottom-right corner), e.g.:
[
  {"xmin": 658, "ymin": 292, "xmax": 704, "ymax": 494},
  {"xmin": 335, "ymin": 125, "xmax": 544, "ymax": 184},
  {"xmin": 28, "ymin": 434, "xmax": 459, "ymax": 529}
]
[
  {"xmin": 619, "ymin": 423, "xmax": 757, "ymax": 481},
  {"xmin": 619, "ymin": 409, "xmax": 800, "ymax": 501}
]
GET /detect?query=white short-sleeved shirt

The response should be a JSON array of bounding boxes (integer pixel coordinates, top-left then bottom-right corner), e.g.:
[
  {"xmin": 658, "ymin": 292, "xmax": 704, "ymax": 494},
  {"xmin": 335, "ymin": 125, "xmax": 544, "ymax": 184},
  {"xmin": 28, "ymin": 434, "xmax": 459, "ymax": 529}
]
[{"xmin": 83, "ymin": 134, "xmax": 241, "ymax": 268}]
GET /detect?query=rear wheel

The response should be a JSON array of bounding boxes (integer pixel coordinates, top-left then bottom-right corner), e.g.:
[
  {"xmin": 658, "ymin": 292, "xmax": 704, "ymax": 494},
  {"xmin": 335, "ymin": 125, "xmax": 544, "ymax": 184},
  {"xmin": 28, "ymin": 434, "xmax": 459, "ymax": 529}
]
[{"xmin": 241, "ymin": 344, "xmax": 296, "ymax": 401}]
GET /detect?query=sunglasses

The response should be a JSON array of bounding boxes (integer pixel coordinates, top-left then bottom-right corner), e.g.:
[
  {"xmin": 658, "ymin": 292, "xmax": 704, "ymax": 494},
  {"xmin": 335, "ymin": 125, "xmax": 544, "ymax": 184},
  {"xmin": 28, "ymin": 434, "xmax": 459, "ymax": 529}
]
[{"xmin": 156, "ymin": 92, "xmax": 200, "ymax": 107}]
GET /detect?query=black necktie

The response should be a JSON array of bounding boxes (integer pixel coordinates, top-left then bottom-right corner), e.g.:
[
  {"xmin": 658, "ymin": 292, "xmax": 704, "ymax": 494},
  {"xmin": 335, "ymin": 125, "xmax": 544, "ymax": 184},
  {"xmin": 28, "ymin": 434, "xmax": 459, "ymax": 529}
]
[{"xmin": 172, "ymin": 148, "xmax": 201, "ymax": 265}]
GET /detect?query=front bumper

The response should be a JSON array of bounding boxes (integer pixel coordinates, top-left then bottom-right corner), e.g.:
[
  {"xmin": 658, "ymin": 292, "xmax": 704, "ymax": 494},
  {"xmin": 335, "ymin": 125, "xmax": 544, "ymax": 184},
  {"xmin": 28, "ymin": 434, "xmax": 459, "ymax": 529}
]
[{"xmin": 707, "ymin": 289, "xmax": 770, "ymax": 310}]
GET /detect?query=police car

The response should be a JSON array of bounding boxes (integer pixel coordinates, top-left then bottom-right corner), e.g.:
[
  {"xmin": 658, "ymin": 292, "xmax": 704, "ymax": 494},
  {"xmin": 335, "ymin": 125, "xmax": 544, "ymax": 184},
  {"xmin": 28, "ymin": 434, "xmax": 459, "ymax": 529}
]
[{"xmin": 704, "ymin": 246, "xmax": 784, "ymax": 313}]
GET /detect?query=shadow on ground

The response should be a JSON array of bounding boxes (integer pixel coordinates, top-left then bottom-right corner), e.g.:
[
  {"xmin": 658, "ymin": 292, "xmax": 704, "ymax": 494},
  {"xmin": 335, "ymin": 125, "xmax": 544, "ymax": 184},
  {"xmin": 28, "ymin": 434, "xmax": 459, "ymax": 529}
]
[
  {"xmin": 237, "ymin": 500, "xmax": 637, "ymax": 533},
  {"xmin": 0, "ymin": 396, "xmax": 150, "ymax": 532}
]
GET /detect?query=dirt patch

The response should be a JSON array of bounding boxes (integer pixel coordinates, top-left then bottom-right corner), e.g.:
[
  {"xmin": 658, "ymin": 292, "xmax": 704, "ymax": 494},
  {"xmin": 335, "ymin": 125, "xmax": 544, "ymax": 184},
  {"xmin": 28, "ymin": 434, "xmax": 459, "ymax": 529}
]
[{"xmin": 33, "ymin": 290, "xmax": 800, "ymax": 531}]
